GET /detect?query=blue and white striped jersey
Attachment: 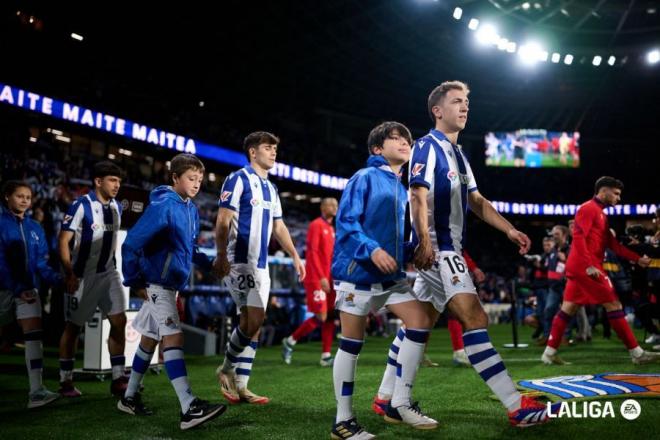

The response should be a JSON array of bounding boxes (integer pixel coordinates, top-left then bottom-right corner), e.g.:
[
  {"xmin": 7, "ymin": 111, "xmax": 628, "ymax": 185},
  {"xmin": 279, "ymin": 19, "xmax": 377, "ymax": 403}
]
[
  {"xmin": 409, "ymin": 129, "xmax": 478, "ymax": 253},
  {"xmin": 62, "ymin": 191, "xmax": 122, "ymax": 277},
  {"xmin": 218, "ymin": 166, "xmax": 283, "ymax": 269}
]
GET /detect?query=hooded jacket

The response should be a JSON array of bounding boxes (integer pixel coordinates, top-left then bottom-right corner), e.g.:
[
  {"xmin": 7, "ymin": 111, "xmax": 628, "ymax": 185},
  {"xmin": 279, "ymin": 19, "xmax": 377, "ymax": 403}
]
[
  {"xmin": 0, "ymin": 209, "xmax": 62, "ymax": 296},
  {"xmin": 122, "ymin": 186, "xmax": 211, "ymax": 290},
  {"xmin": 331, "ymin": 155, "xmax": 413, "ymax": 286}
]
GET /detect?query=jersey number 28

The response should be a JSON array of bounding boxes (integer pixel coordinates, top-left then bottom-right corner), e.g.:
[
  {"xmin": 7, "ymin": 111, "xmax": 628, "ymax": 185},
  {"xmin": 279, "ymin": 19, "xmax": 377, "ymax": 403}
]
[{"xmin": 238, "ymin": 274, "xmax": 256, "ymax": 290}]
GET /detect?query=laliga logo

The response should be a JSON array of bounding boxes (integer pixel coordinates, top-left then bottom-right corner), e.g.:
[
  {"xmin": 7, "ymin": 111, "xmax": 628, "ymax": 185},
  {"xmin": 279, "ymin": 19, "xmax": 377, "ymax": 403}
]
[{"xmin": 546, "ymin": 399, "xmax": 641, "ymax": 420}]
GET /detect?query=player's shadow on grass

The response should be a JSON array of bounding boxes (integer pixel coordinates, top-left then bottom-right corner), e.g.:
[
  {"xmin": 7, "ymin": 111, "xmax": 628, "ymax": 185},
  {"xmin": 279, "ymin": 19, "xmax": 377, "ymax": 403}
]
[{"xmin": 0, "ymin": 363, "xmax": 26, "ymax": 376}]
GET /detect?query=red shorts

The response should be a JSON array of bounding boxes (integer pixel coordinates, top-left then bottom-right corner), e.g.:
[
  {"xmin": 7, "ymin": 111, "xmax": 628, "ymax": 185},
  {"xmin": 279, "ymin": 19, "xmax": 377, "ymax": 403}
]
[
  {"xmin": 564, "ymin": 274, "xmax": 618, "ymax": 305},
  {"xmin": 305, "ymin": 286, "xmax": 336, "ymax": 314}
]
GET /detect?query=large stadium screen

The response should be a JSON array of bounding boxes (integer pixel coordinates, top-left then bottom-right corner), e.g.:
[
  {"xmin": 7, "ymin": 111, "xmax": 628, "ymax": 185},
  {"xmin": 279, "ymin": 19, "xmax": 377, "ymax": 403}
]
[{"xmin": 485, "ymin": 129, "xmax": 580, "ymax": 168}]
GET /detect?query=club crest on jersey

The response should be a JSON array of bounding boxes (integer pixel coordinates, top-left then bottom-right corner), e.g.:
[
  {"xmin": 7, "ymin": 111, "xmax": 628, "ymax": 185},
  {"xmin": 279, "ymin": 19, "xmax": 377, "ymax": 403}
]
[
  {"xmin": 220, "ymin": 191, "xmax": 232, "ymax": 202},
  {"xmin": 411, "ymin": 163, "xmax": 425, "ymax": 177},
  {"xmin": 344, "ymin": 293, "xmax": 355, "ymax": 306},
  {"xmin": 447, "ymin": 170, "xmax": 458, "ymax": 182}
]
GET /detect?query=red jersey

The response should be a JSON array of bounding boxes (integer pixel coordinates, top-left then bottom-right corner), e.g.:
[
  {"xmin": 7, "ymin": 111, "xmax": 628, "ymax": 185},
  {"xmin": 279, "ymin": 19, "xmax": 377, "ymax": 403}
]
[
  {"xmin": 566, "ymin": 198, "xmax": 640, "ymax": 278},
  {"xmin": 304, "ymin": 217, "xmax": 335, "ymax": 290}
]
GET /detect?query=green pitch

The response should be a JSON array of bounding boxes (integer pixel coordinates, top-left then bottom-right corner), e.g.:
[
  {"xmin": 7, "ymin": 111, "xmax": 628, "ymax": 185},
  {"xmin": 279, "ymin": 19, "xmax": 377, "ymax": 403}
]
[
  {"xmin": 486, "ymin": 155, "xmax": 579, "ymax": 168},
  {"xmin": 1, "ymin": 324, "xmax": 658, "ymax": 439}
]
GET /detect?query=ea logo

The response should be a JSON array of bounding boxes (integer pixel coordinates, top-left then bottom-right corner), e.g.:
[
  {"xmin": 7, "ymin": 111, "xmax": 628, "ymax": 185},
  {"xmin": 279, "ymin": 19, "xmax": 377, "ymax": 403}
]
[{"xmin": 620, "ymin": 399, "xmax": 641, "ymax": 420}]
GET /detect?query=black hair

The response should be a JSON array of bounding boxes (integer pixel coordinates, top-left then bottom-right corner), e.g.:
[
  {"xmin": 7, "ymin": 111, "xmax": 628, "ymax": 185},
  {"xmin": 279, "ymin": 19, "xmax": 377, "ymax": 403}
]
[
  {"xmin": 366, "ymin": 121, "xmax": 413, "ymax": 155},
  {"xmin": 2, "ymin": 180, "xmax": 32, "ymax": 205},
  {"xmin": 243, "ymin": 131, "xmax": 280, "ymax": 160},
  {"xmin": 594, "ymin": 176, "xmax": 623, "ymax": 194},
  {"xmin": 93, "ymin": 161, "xmax": 124, "ymax": 179},
  {"xmin": 170, "ymin": 153, "xmax": 205, "ymax": 179}
]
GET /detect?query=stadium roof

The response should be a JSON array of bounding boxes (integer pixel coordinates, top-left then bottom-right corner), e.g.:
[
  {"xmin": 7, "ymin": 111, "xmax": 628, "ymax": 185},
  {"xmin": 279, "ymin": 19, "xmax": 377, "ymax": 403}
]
[
  {"xmin": 3, "ymin": 1, "xmax": 658, "ymax": 133},
  {"xmin": 2, "ymin": 1, "xmax": 659, "ymax": 201}
]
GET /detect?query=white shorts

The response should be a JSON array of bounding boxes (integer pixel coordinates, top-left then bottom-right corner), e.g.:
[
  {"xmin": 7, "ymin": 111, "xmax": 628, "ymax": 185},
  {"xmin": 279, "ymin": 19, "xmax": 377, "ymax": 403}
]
[
  {"xmin": 65, "ymin": 270, "xmax": 126, "ymax": 326},
  {"xmin": 132, "ymin": 284, "xmax": 181, "ymax": 340},
  {"xmin": 0, "ymin": 289, "xmax": 42, "ymax": 325},
  {"xmin": 224, "ymin": 264, "xmax": 271, "ymax": 311},
  {"xmin": 334, "ymin": 279, "xmax": 417, "ymax": 317},
  {"xmin": 413, "ymin": 251, "xmax": 477, "ymax": 313}
]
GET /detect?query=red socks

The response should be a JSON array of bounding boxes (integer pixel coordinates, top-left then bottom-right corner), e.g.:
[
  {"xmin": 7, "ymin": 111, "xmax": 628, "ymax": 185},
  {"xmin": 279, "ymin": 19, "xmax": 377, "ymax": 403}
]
[
  {"xmin": 607, "ymin": 309, "xmax": 639, "ymax": 350},
  {"xmin": 448, "ymin": 317, "xmax": 464, "ymax": 351},
  {"xmin": 321, "ymin": 319, "xmax": 335, "ymax": 354},
  {"xmin": 291, "ymin": 316, "xmax": 321, "ymax": 341},
  {"xmin": 547, "ymin": 310, "xmax": 571, "ymax": 349}
]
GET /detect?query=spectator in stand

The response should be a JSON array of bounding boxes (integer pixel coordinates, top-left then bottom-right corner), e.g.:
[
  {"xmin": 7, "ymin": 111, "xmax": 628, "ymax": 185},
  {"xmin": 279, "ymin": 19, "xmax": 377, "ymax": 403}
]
[
  {"xmin": 625, "ymin": 225, "xmax": 660, "ymax": 345},
  {"xmin": 529, "ymin": 237, "xmax": 553, "ymax": 340}
]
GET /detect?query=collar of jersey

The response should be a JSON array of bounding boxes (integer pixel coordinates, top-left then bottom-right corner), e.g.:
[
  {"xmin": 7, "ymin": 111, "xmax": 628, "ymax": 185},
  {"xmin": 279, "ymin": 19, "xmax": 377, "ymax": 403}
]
[
  {"xmin": 245, "ymin": 165, "xmax": 269, "ymax": 183},
  {"xmin": 87, "ymin": 189, "xmax": 113, "ymax": 205},
  {"xmin": 429, "ymin": 129, "xmax": 459, "ymax": 149},
  {"xmin": 592, "ymin": 196, "xmax": 608, "ymax": 208}
]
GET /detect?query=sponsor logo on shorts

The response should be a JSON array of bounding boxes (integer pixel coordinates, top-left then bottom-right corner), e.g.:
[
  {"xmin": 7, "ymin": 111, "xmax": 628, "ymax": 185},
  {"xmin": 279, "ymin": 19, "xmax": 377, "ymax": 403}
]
[
  {"xmin": 63, "ymin": 214, "xmax": 73, "ymax": 224},
  {"xmin": 165, "ymin": 316, "xmax": 178, "ymax": 329}
]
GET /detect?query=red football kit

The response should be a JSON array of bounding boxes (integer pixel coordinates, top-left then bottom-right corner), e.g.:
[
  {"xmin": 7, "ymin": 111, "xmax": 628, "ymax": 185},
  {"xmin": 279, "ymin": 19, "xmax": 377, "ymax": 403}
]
[
  {"xmin": 564, "ymin": 198, "xmax": 640, "ymax": 304},
  {"xmin": 304, "ymin": 216, "xmax": 335, "ymax": 313}
]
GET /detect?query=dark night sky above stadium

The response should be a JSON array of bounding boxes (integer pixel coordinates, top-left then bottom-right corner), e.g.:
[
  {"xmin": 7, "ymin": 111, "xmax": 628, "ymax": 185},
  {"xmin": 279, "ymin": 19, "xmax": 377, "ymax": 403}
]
[{"xmin": 2, "ymin": 1, "xmax": 659, "ymax": 201}]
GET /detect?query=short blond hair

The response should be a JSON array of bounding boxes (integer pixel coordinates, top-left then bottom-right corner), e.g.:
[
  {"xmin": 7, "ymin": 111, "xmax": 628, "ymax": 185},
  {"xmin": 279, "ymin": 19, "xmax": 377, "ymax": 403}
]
[{"xmin": 427, "ymin": 81, "xmax": 470, "ymax": 122}]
